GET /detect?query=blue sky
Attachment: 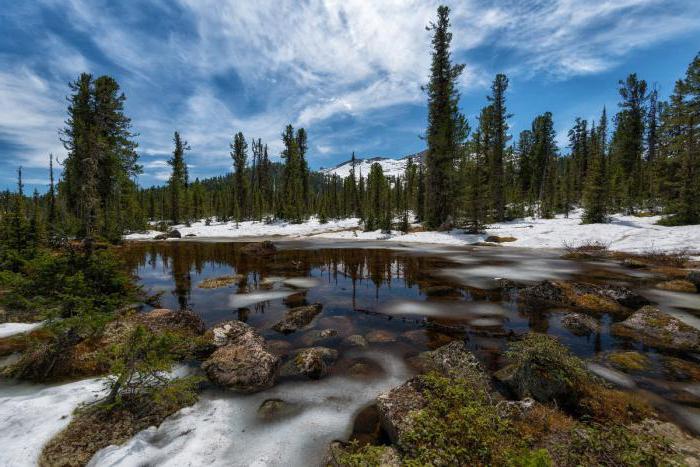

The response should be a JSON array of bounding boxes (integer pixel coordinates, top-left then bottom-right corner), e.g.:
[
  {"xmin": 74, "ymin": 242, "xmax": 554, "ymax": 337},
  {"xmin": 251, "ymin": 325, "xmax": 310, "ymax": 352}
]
[{"xmin": 1, "ymin": 0, "xmax": 699, "ymax": 191}]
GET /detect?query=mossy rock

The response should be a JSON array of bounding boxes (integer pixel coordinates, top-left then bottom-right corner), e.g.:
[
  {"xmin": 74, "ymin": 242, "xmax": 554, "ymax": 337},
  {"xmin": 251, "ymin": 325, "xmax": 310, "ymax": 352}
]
[
  {"xmin": 611, "ymin": 306, "xmax": 700, "ymax": 352},
  {"xmin": 605, "ymin": 351, "xmax": 652, "ymax": 372},
  {"xmin": 197, "ymin": 274, "xmax": 243, "ymax": 289},
  {"xmin": 656, "ymin": 280, "xmax": 698, "ymax": 293}
]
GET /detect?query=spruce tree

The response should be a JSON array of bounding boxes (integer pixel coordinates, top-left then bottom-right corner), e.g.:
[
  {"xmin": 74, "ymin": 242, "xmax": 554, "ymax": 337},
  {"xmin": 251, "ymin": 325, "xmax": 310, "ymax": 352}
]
[
  {"xmin": 486, "ymin": 73, "xmax": 510, "ymax": 221},
  {"xmin": 230, "ymin": 132, "xmax": 249, "ymax": 222},
  {"xmin": 424, "ymin": 5, "xmax": 468, "ymax": 228},
  {"xmin": 168, "ymin": 131, "xmax": 190, "ymax": 225}
]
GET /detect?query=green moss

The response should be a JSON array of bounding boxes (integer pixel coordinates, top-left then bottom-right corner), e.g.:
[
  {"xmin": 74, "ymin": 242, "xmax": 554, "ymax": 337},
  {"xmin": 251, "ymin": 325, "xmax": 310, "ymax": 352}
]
[
  {"xmin": 607, "ymin": 351, "xmax": 651, "ymax": 372},
  {"xmin": 335, "ymin": 442, "xmax": 397, "ymax": 467},
  {"xmin": 397, "ymin": 372, "xmax": 553, "ymax": 466}
]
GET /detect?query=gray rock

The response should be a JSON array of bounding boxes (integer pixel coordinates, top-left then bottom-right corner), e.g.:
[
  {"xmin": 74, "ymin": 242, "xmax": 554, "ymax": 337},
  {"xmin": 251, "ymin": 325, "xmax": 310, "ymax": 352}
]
[
  {"xmin": 688, "ymin": 271, "xmax": 700, "ymax": 289},
  {"xmin": 417, "ymin": 341, "xmax": 486, "ymax": 381},
  {"xmin": 257, "ymin": 398, "xmax": 302, "ymax": 421},
  {"xmin": 272, "ymin": 304, "xmax": 323, "ymax": 334},
  {"xmin": 280, "ymin": 346, "xmax": 338, "ymax": 380},
  {"xmin": 344, "ymin": 334, "xmax": 368, "ymax": 348},
  {"xmin": 561, "ymin": 312, "xmax": 601, "ymax": 336},
  {"xmin": 202, "ymin": 320, "xmax": 279, "ymax": 392},
  {"xmin": 376, "ymin": 377, "xmax": 427, "ymax": 443},
  {"xmin": 521, "ymin": 280, "xmax": 649, "ymax": 311},
  {"xmin": 611, "ymin": 305, "xmax": 700, "ymax": 352},
  {"xmin": 167, "ymin": 229, "xmax": 182, "ymax": 239},
  {"xmin": 300, "ymin": 328, "xmax": 338, "ymax": 346}
]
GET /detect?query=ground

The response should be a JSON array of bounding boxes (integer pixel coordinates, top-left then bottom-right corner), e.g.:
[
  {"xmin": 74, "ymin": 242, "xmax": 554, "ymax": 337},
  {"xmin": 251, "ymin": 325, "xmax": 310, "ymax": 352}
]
[{"xmin": 125, "ymin": 209, "xmax": 700, "ymax": 255}]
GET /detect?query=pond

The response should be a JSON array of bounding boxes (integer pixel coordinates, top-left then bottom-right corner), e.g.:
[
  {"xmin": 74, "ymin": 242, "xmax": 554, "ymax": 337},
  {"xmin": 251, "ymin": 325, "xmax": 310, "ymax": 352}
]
[{"xmin": 98, "ymin": 240, "xmax": 700, "ymax": 465}]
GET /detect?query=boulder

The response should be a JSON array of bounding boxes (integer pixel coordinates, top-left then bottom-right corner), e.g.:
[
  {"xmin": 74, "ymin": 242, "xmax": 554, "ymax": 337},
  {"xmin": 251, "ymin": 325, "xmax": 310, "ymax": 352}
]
[
  {"xmin": 611, "ymin": 305, "xmax": 700, "ymax": 352},
  {"xmin": 167, "ymin": 229, "xmax": 182, "ymax": 239},
  {"xmin": 241, "ymin": 241, "xmax": 277, "ymax": 256},
  {"xmin": 376, "ymin": 377, "xmax": 427, "ymax": 443},
  {"xmin": 202, "ymin": 320, "xmax": 279, "ymax": 392},
  {"xmin": 485, "ymin": 235, "xmax": 517, "ymax": 243},
  {"xmin": 622, "ymin": 258, "xmax": 647, "ymax": 269},
  {"xmin": 257, "ymin": 398, "xmax": 302, "ymax": 421},
  {"xmin": 272, "ymin": 303, "xmax": 323, "ymax": 334},
  {"xmin": 561, "ymin": 312, "xmax": 601, "ymax": 336},
  {"xmin": 153, "ymin": 233, "xmax": 168, "ymax": 240},
  {"xmin": 416, "ymin": 340, "xmax": 486, "ymax": 381},
  {"xmin": 280, "ymin": 346, "xmax": 338, "ymax": 379},
  {"xmin": 282, "ymin": 292, "xmax": 307, "ymax": 307},
  {"xmin": 632, "ymin": 419, "xmax": 700, "ymax": 467}
]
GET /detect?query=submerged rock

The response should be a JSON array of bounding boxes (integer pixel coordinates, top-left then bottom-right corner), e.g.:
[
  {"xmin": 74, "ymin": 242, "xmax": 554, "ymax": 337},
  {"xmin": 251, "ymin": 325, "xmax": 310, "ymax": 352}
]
[
  {"xmin": 257, "ymin": 398, "xmax": 302, "ymax": 421},
  {"xmin": 300, "ymin": 328, "xmax": 338, "ymax": 346},
  {"xmin": 241, "ymin": 241, "xmax": 277, "ymax": 256},
  {"xmin": 656, "ymin": 279, "xmax": 698, "ymax": 293},
  {"xmin": 202, "ymin": 320, "xmax": 279, "ymax": 392},
  {"xmin": 272, "ymin": 303, "xmax": 323, "ymax": 334},
  {"xmin": 561, "ymin": 312, "xmax": 601, "ymax": 336},
  {"xmin": 601, "ymin": 350, "xmax": 652, "ymax": 372},
  {"xmin": 344, "ymin": 334, "xmax": 368, "ymax": 348},
  {"xmin": 282, "ymin": 292, "xmax": 307, "ymax": 307},
  {"xmin": 280, "ymin": 346, "xmax": 338, "ymax": 379},
  {"xmin": 365, "ymin": 330, "xmax": 397, "ymax": 344},
  {"xmin": 611, "ymin": 305, "xmax": 700, "ymax": 352},
  {"xmin": 521, "ymin": 280, "xmax": 649, "ymax": 313},
  {"xmin": 198, "ymin": 275, "xmax": 243, "ymax": 289}
]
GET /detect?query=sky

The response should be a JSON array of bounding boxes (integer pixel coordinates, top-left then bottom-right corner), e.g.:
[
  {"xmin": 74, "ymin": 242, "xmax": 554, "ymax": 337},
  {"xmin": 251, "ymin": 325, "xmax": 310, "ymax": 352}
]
[{"xmin": 1, "ymin": 0, "xmax": 699, "ymax": 191}]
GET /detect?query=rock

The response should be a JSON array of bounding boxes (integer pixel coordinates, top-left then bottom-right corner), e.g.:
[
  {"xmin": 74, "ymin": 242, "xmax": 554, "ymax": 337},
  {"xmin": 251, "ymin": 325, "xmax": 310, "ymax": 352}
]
[
  {"xmin": 561, "ymin": 312, "xmax": 601, "ymax": 336},
  {"xmin": 167, "ymin": 229, "xmax": 182, "ymax": 239},
  {"xmin": 656, "ymin": 280, "xmax": 698, "ymax": 293},
  {"xmin": 603, "ymin": 351, "xmax": 651, "ymax": 372},
  {"xmin": 300, "ymin": 328, "xmax": 338, "ymax": 346},
  {"xmin": 632, "ymin": 419, "xmax": 700, "ymax": 467},
  {"xmin": 198, "ymin": 275, "xmax": 243, "ymax": 289},
  {"xmin": 241, "ymin": 241, "xmax": 276, "ymax": 256},
  {"xmin": 688, "ymin": 271, "xmax": 700, "ymax": 289},
  {"xmin": 280, "ymin": 346, "xmax": 338, "ymax": 379},
  {"xmin": 325, "ymin": 442, "xmax": 400, "ymax": 467},
  {"xmin": 485, "ymin": 235, "xmax": 517, "ymax": 243},
  {"xmin": 344, "ymin": 334, "xmax": 368, "ymax": 348},
  {"xmin": 521, "ymin": 280, "xmax": 649, "ymax": 312},
  {"xmin": 185, "ymin": 233, "xmax": 197, "ymax": 237},
  {"xmin": 346, "ymin": 358, "xmax": 385, "ymax": 379},
  {"xmin": 496, "ymin": 397, "xmax": 536, "ymax": 418},
  {"xmin": 210, "ymin": 320, "xmax": 263, "ymax": 348},
  {"xmin": 661, "ymin": 355, "xmax": 700, "ymax": 382},
  {"xmin": 365, "ymin": 330, "xmax": 397, "ymax": 343},
  {"xmin": 282, "ymin": 292, "xmax": 307, "ymax": 307},
  {"xmin": 611, "ymin": 305, "xmax": 700, "ymax": 352},
  {"xmin": 102, "ymin": 309, "xmax": 205, "ymax": 341},
  {"xmin": 416, "ymin": 340, "xmax": 486, "ymax": 381},
  {"xmin": 376, "ymin": 377, "xmax": 427, "ymax": 443},
  {"xmin": 202, "ymin": 320, "xmax": 279, "ymax": 392},
  {"xmin": 153, "ymin": 233, "xmax": 168, "ymax": 240},
  {"xmin": 272, "ymin": 304, "xmax": 323, "ymax": 334},
  {"xmin": 257, "ymin": 398, "xmax": 302, "ymax": 421},
  {"xmin": 401, "ymin": 329, "xmax": 453, "ymax": 349}
]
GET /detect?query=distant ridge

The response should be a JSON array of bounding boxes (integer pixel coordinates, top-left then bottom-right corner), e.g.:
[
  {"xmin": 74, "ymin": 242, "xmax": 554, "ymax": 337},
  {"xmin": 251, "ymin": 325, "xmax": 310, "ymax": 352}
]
[{"xmin": 319, "ymin": 149, "xmax": 426, "ymax": 178}]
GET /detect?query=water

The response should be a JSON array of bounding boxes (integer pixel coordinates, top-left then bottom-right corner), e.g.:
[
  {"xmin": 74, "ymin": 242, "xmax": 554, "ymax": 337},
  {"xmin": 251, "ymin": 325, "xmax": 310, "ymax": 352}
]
[{"xmin": 4, "ymin": 240, "xmax": 699, "ymax": 466}]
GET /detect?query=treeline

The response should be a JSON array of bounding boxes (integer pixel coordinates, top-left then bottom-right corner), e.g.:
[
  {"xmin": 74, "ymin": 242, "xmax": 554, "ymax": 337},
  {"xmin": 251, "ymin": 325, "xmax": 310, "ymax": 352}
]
[{"xmin": 1, "ymin": 6, "xmax": 699, "ymax": 249}]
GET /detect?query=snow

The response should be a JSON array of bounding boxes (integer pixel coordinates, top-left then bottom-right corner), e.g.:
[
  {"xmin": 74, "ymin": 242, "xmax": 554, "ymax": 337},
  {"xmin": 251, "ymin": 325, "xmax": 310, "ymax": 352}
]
[
  {"xmin": 0, "ymin": 377, "xmax": 105, "ymax": 467},
  {"xmin": 0, "ymin": 322, "xmax": 42, "ymax": 339},
  {"xmin": 320, "ymin": 156, "xmax": 410, "ymax": 179},
  {"xmin": 88, "ymin": 350, "xmax": 411, "ymax": 467},
  {"xmin": 125, "ymin": 210, "xmax": 700, "ymax": 254}
]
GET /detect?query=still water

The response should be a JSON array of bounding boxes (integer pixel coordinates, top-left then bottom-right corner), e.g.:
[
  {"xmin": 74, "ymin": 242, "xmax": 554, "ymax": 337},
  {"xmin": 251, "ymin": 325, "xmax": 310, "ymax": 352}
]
[{"xmin": 104, "ymin": 240, "xmax": 700, "ymax": 465}]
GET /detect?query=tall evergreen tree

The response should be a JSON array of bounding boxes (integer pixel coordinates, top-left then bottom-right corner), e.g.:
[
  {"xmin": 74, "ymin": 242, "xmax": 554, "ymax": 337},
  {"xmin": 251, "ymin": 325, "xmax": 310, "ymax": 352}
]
[
  {"xmin": 230, "ymin": 132, "xmax": 249, "ymax": 221},
  {"xmin": 168, "ymin": 131, "xmax": 190, "ymax": 225},
  {"xmin": 486, "ymin": 73, "xmax": 510, "ymax": 221},
  {"xmin": 424, "ymin": 5, "xmax": 468, "ymax": 228}
]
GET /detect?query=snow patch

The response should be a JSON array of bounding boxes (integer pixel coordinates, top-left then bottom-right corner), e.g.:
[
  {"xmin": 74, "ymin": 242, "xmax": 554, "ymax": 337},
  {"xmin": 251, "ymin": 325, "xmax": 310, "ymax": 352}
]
[{"xmin": 0, "ymin": 322, "xmax": 42, "ymax": 339}]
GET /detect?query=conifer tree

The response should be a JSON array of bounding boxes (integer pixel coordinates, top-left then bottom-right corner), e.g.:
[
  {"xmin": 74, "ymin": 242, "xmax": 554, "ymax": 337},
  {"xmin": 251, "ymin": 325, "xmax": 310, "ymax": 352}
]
[
  {"xmin": 486, "ymin": 73, "xmax": 510, "ymax": 221},
  {"xmin": 582, "ymin": 119, "xmax": 608, "ymax": 223},
  {"xmin": 230, "ymin": 132, "xmax": 249, "ymax": 222},
  {"xmin": 168, "ymin": 131, "xmax": 190, "ymax": 225},
  {"xmin": 424, "ymin": 5, "xmax": 468, "ymax": 228}
]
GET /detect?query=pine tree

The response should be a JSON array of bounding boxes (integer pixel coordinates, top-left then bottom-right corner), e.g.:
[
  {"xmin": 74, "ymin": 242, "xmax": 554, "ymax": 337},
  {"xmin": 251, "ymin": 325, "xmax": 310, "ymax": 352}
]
[
  {"xmin": 582, "ymin": 118, "xmax": 608, "ymax": 223},
  {"xmin": 486, "ymin": 73, "xmax": 510, "ymax": 221},
  {"xmin": 230, "ymin": 132, "xmax": 249, "ymax": 222},
  {"xmin": 168, "ymin": 132, "xmax": 190, "ymax": 225},
  {"xmin": 424, "ymin": 5, "xmax": 468, "ymax": 229}
]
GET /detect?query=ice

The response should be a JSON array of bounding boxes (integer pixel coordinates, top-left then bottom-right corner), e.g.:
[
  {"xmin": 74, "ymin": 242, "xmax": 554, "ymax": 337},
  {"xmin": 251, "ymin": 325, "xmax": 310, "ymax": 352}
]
[
  {"xmin": 88, "ymin": 351, "xmax": 411, "ymax": 467},
  {"xmin": 283, "ymin": 277, "xmax": 321, "ymax": 289},
  {"xmin": 229, "ymin": 291, "xmax": 295, "ymax": 308},
  {"xmin": 0, "ymin": 322, "xmax": 42, "ymax": 339},
  {"xmin": 587, "ymin": 363, "xmax": 636, "ymax": 389}
]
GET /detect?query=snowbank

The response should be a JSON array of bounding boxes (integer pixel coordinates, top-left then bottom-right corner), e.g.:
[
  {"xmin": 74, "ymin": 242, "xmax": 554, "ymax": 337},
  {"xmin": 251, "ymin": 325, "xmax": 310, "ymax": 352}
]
[
  {"xmin": 0, "ymin": 322, "xmax": 42, "ymax": 339},
  {"xmin": 0, "ymin": 378, "xmax": 105, "ymax": 466},
  {"xmin": 125, "ymin": 211, "xmax": 700, "ymax": 254}
]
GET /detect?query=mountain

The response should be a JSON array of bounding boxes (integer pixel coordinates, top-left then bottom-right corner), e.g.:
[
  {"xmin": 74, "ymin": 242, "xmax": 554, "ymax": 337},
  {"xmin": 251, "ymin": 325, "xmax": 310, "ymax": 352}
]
[{"xmin": 319, "ymin": 150, "xmax": 426, "ymax": 178}]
